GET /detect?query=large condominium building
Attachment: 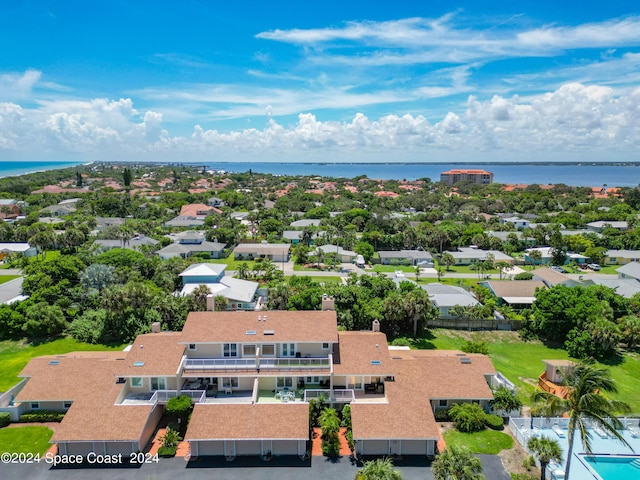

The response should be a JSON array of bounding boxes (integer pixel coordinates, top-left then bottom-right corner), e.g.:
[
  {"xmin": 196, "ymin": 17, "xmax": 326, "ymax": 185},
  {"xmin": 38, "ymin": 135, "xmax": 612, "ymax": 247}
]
[
  {"xmin": 440, "ymin": 169, "xmax": 494, "ymax": 185},
  {"xmin": 7, "ymin": 302, "xmax": 506, "ymax": 460}
]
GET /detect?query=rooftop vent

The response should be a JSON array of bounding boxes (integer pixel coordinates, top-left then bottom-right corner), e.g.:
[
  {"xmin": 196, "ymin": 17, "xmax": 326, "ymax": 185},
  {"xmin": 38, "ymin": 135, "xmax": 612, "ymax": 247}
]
[
  {"xmin": 460, "ymin": 357, "xmax": 472, "ymax": 364},
  {"xmin": 133, "ymin": 361, "xmax": 145, "ymax": 367},
  {"xmin": 246, "ymin": 330, "xmax": 256, "ymax": 335},
  {"xmin": 263, "ymin": 330, "xmax": 275, "ymax": 336},
  {"xmin": 48, "ymin": 360, "xmax": 59, "ymax": 365},
  {"xmin": 370, "ymin": 360, "xmax": 381, "ymax": 365}
]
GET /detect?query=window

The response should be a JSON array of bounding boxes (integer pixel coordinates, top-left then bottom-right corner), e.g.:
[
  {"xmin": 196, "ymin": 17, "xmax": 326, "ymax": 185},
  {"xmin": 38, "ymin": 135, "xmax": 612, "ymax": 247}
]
[
  {"xmin": 261, "ymin": 344, "xmax": 275, "ymax": 356},
  {"xmin": 243, "ymin": 344, "xmax": 256, "ymax": 356},
  {"xmin": 223, "ymin": 343, "xmax": 238, "ymax": 357},
  {"xmin": 439, "ymin": 399, "xmax": 448, "ymax": 407},
  {"xmin": 322, "ymin": 342, "xmax": 330, "ymax": 350},
  {"xmin": 131, "ymin": 377, "xmax": 143, "ymax": 388},
  {"xmin": 63, "ymin": 401, "xmax": 72, "ymax": 409},
  {"xmin": 277, "ymin": 377, "xmax": 293, "ymax": 388},
  {"xmin": 151, "ymin": 377, "xmax": 166, "ymax": 390},
  {"xmin": 281, "ymin": 343, "xmax": 295, "ymax": 357},
  {"xmin": 188, "ymin": 344, "xmax": 196, "ymax": 351},
  {"xmin": 30, "ymin": 402, "xmax": 40, "ymax": 410},
  {"xmin": 222, "ymin": 377, "xmax": 239, "ymax": 388},
  {"xmin": 306, "ymin": 376, "xmax": 320, "ymax": 383}
]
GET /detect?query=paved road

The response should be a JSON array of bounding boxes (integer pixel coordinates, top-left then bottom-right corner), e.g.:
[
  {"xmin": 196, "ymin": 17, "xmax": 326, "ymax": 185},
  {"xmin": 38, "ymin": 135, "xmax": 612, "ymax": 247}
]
[{"xmin": 0, "ymin": 453, "xmax": 509, "ymax": 480}]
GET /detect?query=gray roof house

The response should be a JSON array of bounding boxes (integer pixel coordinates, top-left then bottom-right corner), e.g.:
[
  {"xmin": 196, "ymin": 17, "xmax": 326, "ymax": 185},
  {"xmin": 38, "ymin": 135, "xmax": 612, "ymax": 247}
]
[
  {"xmin": 290, "ymin": 219, "xmax": 321, "ymax": 228},
  {"xmin": 164, "ymin": 216, "xmax": 205, "ymax": 228},
  {"xmin": 617, "ymin": 262, "xmax": 640, "ymax": 281},
  {"xmin": 378, "ymin": 250, "xmax": 433, "ymax": 266},
  {"xmin": 93, "ymin": 235, "xmax": 159, "ymax": 251},
  {"xmin": 282, "ymin": 230, "xmax": 324, "ymax": 244},
  {"xmin": 316, "ymin": 245, "xmax": 357, "ymax": 263},
  {"xmin": 421, "ymin": 283, "xmax": 481, "ymax": 317},
  {"xmin": 580, "ymin": 278, "xmax": 640, "ymax": 298},
  {"xmin": 233, "ymin": 243, "xmax": 291, "ymax": 262},
  {"xmin": 605, "ymin": 250, "xmax": 640, "ymax": 266},
  {"xmin": 39, "ymin": 204, "xmax": 76, "ymax": 217},
  {"xmin": 156, "ymin": 233, "xmax": 226, "ymax": 260},
  {"xmin": 179, "ymin": 263, "xmax": 259, "ymax": 309},
  {"xmin": 446, "ymin": 248, "xmax": 514, "ymax": 265},
  {"xmin": 586, "ymin": 221, "xmax": 629, "ymax": 232}
]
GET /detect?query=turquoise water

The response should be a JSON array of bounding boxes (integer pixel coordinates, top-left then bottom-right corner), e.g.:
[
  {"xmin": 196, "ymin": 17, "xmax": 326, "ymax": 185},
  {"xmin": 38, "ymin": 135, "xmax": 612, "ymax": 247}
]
[
  {"xmin": 0, "ymin": 161, "xmax": 84, "ymax": 178},
  {"xmin": 583, "ymin": 456, "xmax": 640, "ymax": 480}
]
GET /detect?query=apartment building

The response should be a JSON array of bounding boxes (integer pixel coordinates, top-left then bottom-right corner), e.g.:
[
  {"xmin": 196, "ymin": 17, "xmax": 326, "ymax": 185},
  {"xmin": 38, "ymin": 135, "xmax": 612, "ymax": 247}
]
[{"xmin": 440, "ymin": 169, "xmax": 493, "ymax": 185}]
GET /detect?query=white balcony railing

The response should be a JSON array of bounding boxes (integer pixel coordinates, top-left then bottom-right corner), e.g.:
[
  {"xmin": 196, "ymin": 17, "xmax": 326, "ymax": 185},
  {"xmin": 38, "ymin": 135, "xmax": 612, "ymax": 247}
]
[
  {"xmin": 152, "ymin": 389, "xmax": 206, "ymax": 404},
  {"xmin": 259, "ymin": 357, "xmax": 330, "ymax": 370},
  {"xmin": 184, "ymin": 358, "xmax": 257, "ymax": 370},
  {"xmin": 303, "ymin": 389, "xmax": 355, "ymax": 403}
]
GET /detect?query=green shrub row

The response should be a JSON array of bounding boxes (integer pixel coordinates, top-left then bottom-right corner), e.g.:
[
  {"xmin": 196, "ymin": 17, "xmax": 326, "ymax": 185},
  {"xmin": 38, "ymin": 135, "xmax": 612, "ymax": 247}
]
[
  {"xmin": 19, "ymin": 411, "xmax": 66, "ymax": 423},
  {"xmin": 0, "ymin": 412, "xmax": 10, "ymax": 427},
  {"xmin": 485, "ymin": 413, "xmax": 505, "ymax": 430},
  {"xmin": 157, "ymin": 446, "xmax": 177, "ymax": 458}
]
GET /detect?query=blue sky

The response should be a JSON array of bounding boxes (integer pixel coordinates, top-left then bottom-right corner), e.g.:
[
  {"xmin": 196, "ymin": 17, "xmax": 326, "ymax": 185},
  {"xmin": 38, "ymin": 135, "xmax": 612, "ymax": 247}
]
[{"xmin": 1, "ymin": 0, "xmax": 639, "ymax": 162}]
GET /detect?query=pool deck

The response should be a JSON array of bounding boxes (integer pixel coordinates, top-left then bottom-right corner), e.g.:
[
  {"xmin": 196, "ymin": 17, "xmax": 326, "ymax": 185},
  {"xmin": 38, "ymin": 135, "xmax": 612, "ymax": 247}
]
[{"xmin": 510, "ymin": 417, "xmax": 640, "ymax": 480}]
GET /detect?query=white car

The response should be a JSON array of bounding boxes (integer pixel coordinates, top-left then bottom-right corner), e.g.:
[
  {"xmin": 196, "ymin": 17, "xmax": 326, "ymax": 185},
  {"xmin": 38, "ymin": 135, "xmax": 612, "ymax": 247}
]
[
  {"xmin": 395, "ymin": 271, "xmax": 405, "ymax": 278},
  {"xmin": 587, "ymin": 263, "xmax": 601, "ymax": 271}
]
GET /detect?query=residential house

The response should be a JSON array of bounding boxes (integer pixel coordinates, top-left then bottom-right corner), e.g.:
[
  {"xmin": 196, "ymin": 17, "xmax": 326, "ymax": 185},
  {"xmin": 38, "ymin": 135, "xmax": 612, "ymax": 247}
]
[
  {"xmin": 179, "ymin": 204, "xmax": 222, "ymax": 219},
  {"xmin": 39, "ymin": 204, "xmax": 76, "ymax": 217},
  {"xmin": 617, "ymin": 262, "xmax": 640, "ymax": 281},
  {"xmin": 156, "ymin": 232, "xmax": 226, "ymax": 260},
  {"xmin": 12, "ymin": 308, "xmax": 504, "ymax": 459},
  {"xmin": 0, "ymin": 199, "xmax": 21, "ymax": 219},
  {"xmin": 579, "ymin": 278, "xmax": 640, "ymax": 299},
  {"xmin": 95, "ymin": 217, "xmax": 126, "ymax": 230},
  {"xmin": 179, "ymin": 263, "xmax": 259, "ymax": 310},
  {"xmin": 378, "ymin": 250, "xmax": 433, "ymax": 266},
  {"xmin": 605, "ymin": 250, "xmax": 640, "ymax": 266},
  {"xmin": 586, "ymin": 221, "xmax": 629, "ymax": 233},
  {"xmin": 421, "ymin": 283, "xmax": 481, "ymax": 317},
  {"xmin": 233, "ymin": 243, "xmax": 291, "ymax": 263},
  {"xmin": 282, "ymin": 230, "xmax": 323, "ymax": 245},
  {"xmin": 531, "ymin": 267, "xmax": 582, "ymax": 288},
  {"xmin": 445, "ymin": 248, "xmax": 514, "ymax": 266},
  {"xmin": 207, "ymin": 197, "xmax": 226, "ymax": 208},
  {"xmin": 524, "ymin": 247, "xmax": 587, "ymax": 266},
  {"xmin": 289, "ymin": 219, "xmax": 321, "ymax": 228},
  {"xmin": 499, "ymin": 216, "xmax": 530, "ymax": 230},
  {"xmin": 164, "ymin": 216, "xmax": 206, "ymax": 228},
  {"xmin": 93, "ymin": 234, "xmax": 159, "ymax": 251},
  {"xmin": 480, "ymin": 280, "xmax": 546, "ymax": 310},
  {"xmin": 0, "ymin": 242, "xmax": 37, "ymax": 259},
  {"xmin": 316, "ymin": 244, "xmax": 357, "ymax": 263}
]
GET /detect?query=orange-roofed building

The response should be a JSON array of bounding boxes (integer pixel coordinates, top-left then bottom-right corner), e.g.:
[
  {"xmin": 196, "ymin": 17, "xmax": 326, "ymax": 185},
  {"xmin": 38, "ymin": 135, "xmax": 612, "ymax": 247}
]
[
  {"xmin": 440, "ymin": 169, "xmax": 493, "ymax": 185},
  {"xmin": 374, "ymin": 191, "xmax": 400, "ymax": 198}
]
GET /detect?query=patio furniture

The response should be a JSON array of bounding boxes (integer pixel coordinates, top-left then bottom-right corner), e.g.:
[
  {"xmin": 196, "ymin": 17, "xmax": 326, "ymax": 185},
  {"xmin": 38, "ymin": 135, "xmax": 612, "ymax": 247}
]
[{"xmin": 224, "ymin": 387, "xmax": 232, "ymax": 395}]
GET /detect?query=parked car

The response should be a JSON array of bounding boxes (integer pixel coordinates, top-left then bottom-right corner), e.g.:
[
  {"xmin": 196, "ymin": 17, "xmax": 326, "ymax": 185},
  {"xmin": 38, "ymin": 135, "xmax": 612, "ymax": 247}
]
[
  {"xmin": 579, "ymin": 264, "xmax": 588, "ymax": 270},
  {"xmin": 395, "ymin": 271, "xmax": 405, "ymax": 278},
  {"xmin": 550, "ymin": 266, "xmax": 567, "ymax": 273},
  {"xmin": 588, "ymin": 263, "xmax": 601, "ymax": 271}
]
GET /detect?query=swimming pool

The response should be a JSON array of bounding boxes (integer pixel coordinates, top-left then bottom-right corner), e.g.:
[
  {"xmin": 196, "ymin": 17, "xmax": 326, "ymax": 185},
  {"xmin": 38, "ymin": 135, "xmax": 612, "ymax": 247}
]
[{"xmin": 582, "ymin": 455, "xmax": 640, "ymax": 480}]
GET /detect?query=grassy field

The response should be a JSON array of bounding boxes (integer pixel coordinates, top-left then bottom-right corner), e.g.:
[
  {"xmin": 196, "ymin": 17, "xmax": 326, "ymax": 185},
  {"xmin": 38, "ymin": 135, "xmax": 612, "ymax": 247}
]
[
  {"xmin": 0, "ymin": 427, "xmax": 53, "ymax": 455},
  {"xmin": 284, "ymin": 275, "xmax": 343, "ymax": 283},
  {"xmin": 0, "ymin": 338, "xmax": 126, "ymax": 392},
  {"xmin": 408, "ymin": 329, "xmax": 640, "ymax": 412},
  {"xmin": 0, "ymin": 275, "xmax": 20, "ymax": 284},
  {"xmin": 27, "ymin": 251, "xmax": 61, "ymax": 263},
  {"xmin": 205, "ymin": 258, "xmax": 259, "ymax": 270},
  {"xmin": 369, "ymin": 265, "xmax": 416, "ymax": 273},
  {"xmin": 443, "ymin": 429, "xmax": 514, "ymax": 454}
]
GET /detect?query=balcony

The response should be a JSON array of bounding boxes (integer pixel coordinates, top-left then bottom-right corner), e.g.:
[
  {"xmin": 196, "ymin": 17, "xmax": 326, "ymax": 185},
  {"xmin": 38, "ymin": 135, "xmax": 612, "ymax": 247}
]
[
  {"xmin": 303, "ymin": 389, "xmax": 355, "ymax": 403},
  {"xmin": 259, "ymin": 357, "xmax": 330, "ymax": 371},
  {"xmin": 118, "ymin": 389, "xmax": 206, "ymax": 406},
  {"xmin": 538, "ymin": 371, "xmax": 569, "ymax": 399},
  {"xmin": 184, "ymin": 358, "xmax": 257, "ymax": 372}
]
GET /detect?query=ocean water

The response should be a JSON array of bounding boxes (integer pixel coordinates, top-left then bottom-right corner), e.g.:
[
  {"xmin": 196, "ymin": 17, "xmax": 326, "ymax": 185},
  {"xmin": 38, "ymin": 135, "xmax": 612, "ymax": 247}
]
[
  {"xmin": 0, "ymin": 161, "xmax": 85, "ymax": 179},
  {"xmin": 1, "ymin": 160, "xmax": 640, "ymax": 187}
]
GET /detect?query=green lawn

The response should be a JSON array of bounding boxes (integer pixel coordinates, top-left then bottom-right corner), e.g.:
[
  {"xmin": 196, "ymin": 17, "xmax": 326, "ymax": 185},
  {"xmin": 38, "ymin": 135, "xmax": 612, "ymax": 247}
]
[
  {"xmin": 408, "ymin": 329, "xmax": 640, "ymax": 412},
  {"xmin": 369, "ymin": 265, "xmax": 416, "ymax": 273},
  {"xmin": 443, "ymin": 429, "xmax": 514, "ymax": 454},
  {"xmin": 284, "ymin": 275, "xmax": 343, "ymax": 283},
  {"xmin": 27, "ymin": 251, "xmax": 61, "ymax": 263},
  {"xmin": 0, "ymin": 275, "xmax": 20, "ymax": 284},
  {"xmin": 0, "ymin": 426, "xmax": 54, "ymax": 455},
  {"xmin": 417, "ymin": 278, "xmax": 479, "ymax": 287},
  {"xmin": 0, "ymin": 338, "xmax": 126, "ymax": 392},
  {"xmin": 205, "ymin": 258, "xmax": 259, "ymax": 270}
]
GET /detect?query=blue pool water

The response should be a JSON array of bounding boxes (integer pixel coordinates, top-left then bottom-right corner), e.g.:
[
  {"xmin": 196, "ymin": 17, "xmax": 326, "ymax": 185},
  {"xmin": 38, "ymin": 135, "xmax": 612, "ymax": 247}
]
[{"xmin": 583, "ymin": 455, "xmax": 640, "ymax": 480}]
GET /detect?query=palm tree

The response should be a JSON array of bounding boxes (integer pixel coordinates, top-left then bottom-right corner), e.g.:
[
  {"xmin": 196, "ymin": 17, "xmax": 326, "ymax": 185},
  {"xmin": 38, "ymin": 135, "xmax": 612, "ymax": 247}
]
[
  {"xmin": 495, "ymin": 261, "xmax": 511, "ymax": 280},
  {"xmin": 414, "ymin": 265, "xmax": 421, "ymax": 283},
  {"xmin": 432, "ymin": 445, "xmax": 484, "ymax": 480},
  {"xmin": 528, "ymin": 436, "xmax": 562, "ymax": 480},
  {"xmin": 529, "ymin": 249, "xmax": 542, "ymax": 270},
  {"xmin": 441, "ymin": 252, "xmax": 455, "ymax": 271},
  {"xmin": 533, "ymin": 363, "xmax": 632, "ymax": 480},
  {"xmin": 356, "ymin": 457, "xmax": 402, "ymax": 480}
]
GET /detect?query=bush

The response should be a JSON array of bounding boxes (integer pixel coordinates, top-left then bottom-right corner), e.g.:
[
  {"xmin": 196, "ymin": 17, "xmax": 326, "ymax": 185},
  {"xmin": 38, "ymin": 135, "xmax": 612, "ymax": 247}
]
[
  {"xmin": 514, "ymin": 272, "xmax": 534, "ymax": 280},
  {"xmin": 19, "ymin": 411, "xmax": 65, "ymax": 423},
  {"xmin": 0, "ymin": 412, "xmax": 10, "ymax": 427},
  {"xmin": 434, "ymin": 409, "xmax": 451, "ymax": 422},
  {"xmin": 390, "ymin": 337, "xmax": 411, "ymax": 347},
  {"xmin": 449, "ymin": 403, "xmax": 487, "ymax": 433},
  {"xmin": 157, "ymin": 446, "xmax": 177, "ymax": 458},
  {"xmin": 461, "ymin": 340, "xmax": 489, "ymax": 355},
  {"xmin": 160, "ymin": 428, "xmax": 182, "ymax": 448},
  {"xmin": 485, "ymin": 414, "xmax": 505, "ymax": 430}
]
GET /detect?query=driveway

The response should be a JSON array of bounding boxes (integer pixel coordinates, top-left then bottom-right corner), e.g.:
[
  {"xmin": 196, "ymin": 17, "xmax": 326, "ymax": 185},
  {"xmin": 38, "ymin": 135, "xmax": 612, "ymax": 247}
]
[{"xmin": 0, "ymin": 454, "xmax": 510, "ymax": 480}]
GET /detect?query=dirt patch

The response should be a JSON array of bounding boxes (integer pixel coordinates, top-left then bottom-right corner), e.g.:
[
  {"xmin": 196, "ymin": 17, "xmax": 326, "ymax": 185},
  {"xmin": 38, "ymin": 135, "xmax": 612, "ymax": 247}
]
[{"xmin": 499, "ymin": 424, "xmax": 540, "ymax": 478}]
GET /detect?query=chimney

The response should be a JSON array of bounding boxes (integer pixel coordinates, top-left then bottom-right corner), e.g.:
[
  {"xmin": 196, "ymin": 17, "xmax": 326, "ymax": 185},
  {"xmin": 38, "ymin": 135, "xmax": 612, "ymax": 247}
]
[
  {"xmin": 151, "ymin": 322, "xmax": 161, "ymax": 333},
  {"xmin": 206, "ymin": 294, "xmax": 215, "ymax": 312},
  {"xmin": 372, "ymin": 319, "xmax": 380, "ymax": 332},
  {"xmin": 321, "ymin": 294, "xmax": 335, "ymax": 311}
]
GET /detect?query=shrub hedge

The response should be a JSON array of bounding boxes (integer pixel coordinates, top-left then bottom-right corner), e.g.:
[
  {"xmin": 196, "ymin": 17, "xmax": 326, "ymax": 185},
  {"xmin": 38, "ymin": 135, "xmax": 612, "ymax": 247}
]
[
  {"xmin": 485, "ymin": 414, "xmax": 505, "ymax": 430},
  {"xmin": 0, "ymin": 412, "xmax": 10, "ymax": 427},
  {"xmin": 157, "ymin": 446, "xmax": 177, "ymax": 458},
  {"xmin": 19, "ymin": 411, "xmax": 65, "ymax": 423}
]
